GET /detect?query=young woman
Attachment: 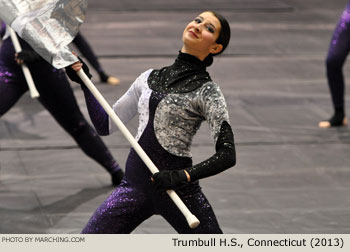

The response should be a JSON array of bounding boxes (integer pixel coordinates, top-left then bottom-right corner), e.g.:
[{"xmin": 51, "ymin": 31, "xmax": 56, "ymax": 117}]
[
  {"xmin": 0, "ymin": 23, "xmax": 124, "ymax": 186},
  {"xmin": 68, "ymin": 11, "xmax": 236, "ymax": 233},
  {"xmin": 319, "ymin": 0, "xmax": 350, "ymax": 128}
]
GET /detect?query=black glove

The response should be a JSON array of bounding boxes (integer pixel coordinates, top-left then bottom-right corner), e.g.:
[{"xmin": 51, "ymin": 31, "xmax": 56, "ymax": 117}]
[
  {"xmin": 65, "ymin": 56, "xmax": 92, "ymax": 86},
  {"xmin": 15, "ymin": 50, "xmax": 41, "ymax": 64},
  {"xmin": 152, "ymin": 170, "xmax": 188, "ymax": 192}
]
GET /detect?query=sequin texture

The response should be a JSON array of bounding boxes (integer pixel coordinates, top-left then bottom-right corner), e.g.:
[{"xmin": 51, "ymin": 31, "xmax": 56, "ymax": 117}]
[
  {"xmin": 154, "ymin": 81, "xmax": 230, "ymax": 157},
  {"xmin": 329, "ymin": 1, "xmax": 350, "ymax": 50},
  {"xmin": 326, "ymin": 1, "xmax": 350, "ymax": 110},
  {"xmin": 82, "ymin": 52, "xmax": 236, "ymax": 233}
]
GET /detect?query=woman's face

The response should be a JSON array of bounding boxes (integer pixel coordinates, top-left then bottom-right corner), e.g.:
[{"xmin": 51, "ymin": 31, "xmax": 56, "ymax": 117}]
[{"xmin": 182, "ymin": 11, "xmax": 223, "ymax": 60}]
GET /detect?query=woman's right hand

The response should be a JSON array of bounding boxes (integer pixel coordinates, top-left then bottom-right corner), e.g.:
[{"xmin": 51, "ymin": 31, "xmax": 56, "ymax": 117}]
[
  {"xmin": 65, "ymin": 53, "xmax": 92, "ymax": 85},
  {"xmin": 70, "ymin": 51, "xmax": 83, "ymax": 72},
  {"xmin": 71, "ymin": 61, "xmax": 83, "ymax": 72}
]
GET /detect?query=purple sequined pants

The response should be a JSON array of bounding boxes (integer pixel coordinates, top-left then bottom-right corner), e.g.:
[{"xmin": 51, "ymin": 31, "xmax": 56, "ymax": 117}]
[
  {"xmin": 81, "ymin": 179, "xmax": 223, "ymax": 234},
  {"xmin": 326, "ymin": 1, "xmax": 350, "ymax": 110}
]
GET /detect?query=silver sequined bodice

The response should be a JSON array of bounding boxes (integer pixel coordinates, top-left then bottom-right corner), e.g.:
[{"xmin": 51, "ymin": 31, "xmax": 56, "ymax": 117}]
[{"xmin": 110, "ymin": 69, "xmax": 231, "ymax": 158}]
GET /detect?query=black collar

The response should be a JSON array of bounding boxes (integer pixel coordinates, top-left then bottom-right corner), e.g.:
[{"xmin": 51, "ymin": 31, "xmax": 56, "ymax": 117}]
[{"xmin": 148, "ymin": 52, "xmax": 211, "ymax": 93}]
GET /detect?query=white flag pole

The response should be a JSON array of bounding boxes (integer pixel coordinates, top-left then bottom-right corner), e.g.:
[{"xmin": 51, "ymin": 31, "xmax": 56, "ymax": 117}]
[
  {"xmin": 7, "ymin": 26, "xmax": 40, "ymax": 99},
  {"xmin": 77, "ymin": 69, "xmax": 200, "ymax": 229}
]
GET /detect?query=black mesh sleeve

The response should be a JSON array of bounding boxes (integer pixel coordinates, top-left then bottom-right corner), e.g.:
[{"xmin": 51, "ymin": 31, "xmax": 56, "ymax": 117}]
[{"xmin": 185, "ymin": 121, "xmax": 236, "ymax": 181}]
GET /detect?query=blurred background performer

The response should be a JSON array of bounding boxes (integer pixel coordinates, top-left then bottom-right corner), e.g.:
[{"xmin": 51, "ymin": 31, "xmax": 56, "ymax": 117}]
[
  {"xmin": 0, "ymin": 0, "xmax": 124, "ymax": 185},
  {"xmin": 0, "ymin": 23, "xmax": 124, "ymax": 186},
  {"xmin": 319, "ymin": 0, "xmax": 350, "ymax": 128}
]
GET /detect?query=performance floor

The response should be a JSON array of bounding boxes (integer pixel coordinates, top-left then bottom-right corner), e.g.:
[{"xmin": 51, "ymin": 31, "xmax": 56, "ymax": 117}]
[{"xmin": 1, "ymin": 0, "xmax": 350, "ymax": 233}]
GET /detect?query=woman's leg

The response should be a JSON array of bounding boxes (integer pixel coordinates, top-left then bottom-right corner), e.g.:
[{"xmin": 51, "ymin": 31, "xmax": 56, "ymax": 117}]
[
  {"xmin": 0, "ymin": 68, "xmax": 27, "ymax": 116},
  {"xmin": 156, "ymin": 189, "xmax": 223, "ymax": 234},
  {"xmin": 33, "ymin": 67, "xmax": 123, "ymax": 185},
  {"xmin": 320, "ymin": 3, "xmax": 350, "ymax": 127},
  {"xmin": 82, "ymin": 180, "xmax": 154, "ymax": 233}
]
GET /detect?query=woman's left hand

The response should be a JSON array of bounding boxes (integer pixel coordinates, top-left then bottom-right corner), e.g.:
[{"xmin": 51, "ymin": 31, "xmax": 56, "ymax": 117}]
[{"xmin": 152, "ymin": 170, "xmax": 189, "ymax": 192}]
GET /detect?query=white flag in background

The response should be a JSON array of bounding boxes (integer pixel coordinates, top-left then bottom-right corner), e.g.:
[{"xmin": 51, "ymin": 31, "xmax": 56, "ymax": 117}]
[{"xmin": 0, "ymin": 0, "xmax": 88, "ymax": 68}]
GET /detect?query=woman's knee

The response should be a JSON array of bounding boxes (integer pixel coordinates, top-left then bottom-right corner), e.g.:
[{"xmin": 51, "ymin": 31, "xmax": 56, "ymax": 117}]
[
  {"xmin": 64, "ymin": 118, "xmax": 92, "ymax": 136},
  {"xmin": 326, "ymin": 55, "xmax": 344, "ymax": 70}
]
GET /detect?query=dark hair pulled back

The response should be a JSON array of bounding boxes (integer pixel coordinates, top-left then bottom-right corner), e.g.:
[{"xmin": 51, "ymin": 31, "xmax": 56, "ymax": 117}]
[{"xmin": 203, "ymin": 11, "xmax": 231, "ymax": 67}]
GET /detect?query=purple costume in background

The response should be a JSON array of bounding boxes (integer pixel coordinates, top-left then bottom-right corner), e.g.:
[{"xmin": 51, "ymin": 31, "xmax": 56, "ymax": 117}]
[
  {"xmin": 81, "ymin": 52, "xmax": 236, "ymax": 233},
  {"xmin": 325, "ymin": 1, "xmax": 350, "ymax": 120},
  {"xmin": 0, "ymin": 23, "xmax": 122, "ymax": 181}
]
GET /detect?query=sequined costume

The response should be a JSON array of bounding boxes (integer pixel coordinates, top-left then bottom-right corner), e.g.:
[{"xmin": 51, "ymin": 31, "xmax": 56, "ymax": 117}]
[
  {"xmin": 325, "ymin": 1, "xmax": 350, "ymax": 117},
  {"xmin": 0, "ymin": 24, "xmax": 122, "ymax": 181},
  {"xmin": 81, "ymin": 52, "xmax": 236, "ymax": 234}
]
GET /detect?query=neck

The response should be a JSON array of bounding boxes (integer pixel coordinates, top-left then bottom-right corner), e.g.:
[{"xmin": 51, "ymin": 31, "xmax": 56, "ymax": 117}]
[{"xmin": 181, "ymin": 46, "xmax": 208, "ymax": 61}]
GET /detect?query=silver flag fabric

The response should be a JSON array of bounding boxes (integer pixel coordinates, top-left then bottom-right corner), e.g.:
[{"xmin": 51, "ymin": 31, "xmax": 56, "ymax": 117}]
[{"xmin": 0, "ymin": 0, "xmax": 88, "ymax": 68}]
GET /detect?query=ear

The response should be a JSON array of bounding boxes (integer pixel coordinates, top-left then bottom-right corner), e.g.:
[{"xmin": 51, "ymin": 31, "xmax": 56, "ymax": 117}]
[{"xmin": 209, "ymin": 43, "xmax": 223, "ymax": 54}]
